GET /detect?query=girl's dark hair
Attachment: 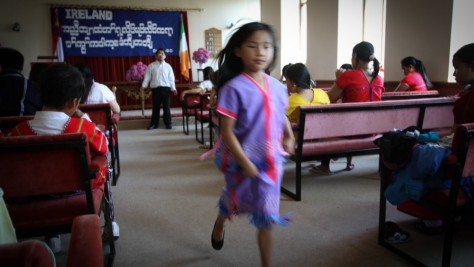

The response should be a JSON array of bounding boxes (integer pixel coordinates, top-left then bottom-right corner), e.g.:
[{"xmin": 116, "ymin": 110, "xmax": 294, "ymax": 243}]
[
  {"xmin": 281, "ymin": 63, "xmax": 293, "ymax": 79},
  {"xmin": 353, "ymin": 41, "xmax": 379, "ymax": 79},
  {"xmin": 340, "ymin": 63, "xmax": 353, "ymax": 70},
  {"xmin": 39, "ymin": 64, "xmax": 85, "ymax": 110},
  {"xmin": 72, "ymin": 62, "xmax": 94, "ymax": 104},
  {"xmin": 453, "ymin": 43, "xmax": 474, "ymax": 65},
  {"xmin": 203, "ymin": 66, "xmax": 214, "ymax": 81},
  {"xmin": 216, "ymin": 22, "xmax": 277, "ymax": 92},
  {"xmin": 29, "ymin": 63, "xmax": 49, "ymax": 83},
  {"xmin": 401, "ymin": 56, "xmax": 433, "ymax": 89},
  {"xmin": 285, "ymin": 63, "xmax": 312, "ymax": 89}
]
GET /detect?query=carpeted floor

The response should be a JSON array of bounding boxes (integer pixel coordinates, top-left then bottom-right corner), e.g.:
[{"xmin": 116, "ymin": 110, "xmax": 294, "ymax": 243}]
[{"xmin": 50, "ymin": 118, "xmax": 474, "ymax": 267}]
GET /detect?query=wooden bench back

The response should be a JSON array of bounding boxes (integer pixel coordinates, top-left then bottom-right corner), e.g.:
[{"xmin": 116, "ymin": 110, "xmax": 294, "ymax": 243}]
[
  {"xmin": 79, "ymin": 103, "xmax": 112, "ymax": 128},
  {"xmin": 0, "ymin": 116, "xmax": 34, "ymax": 136},
  {"xmin": 297, "ymin": 97, "xmax": 455, "ymax": 141},
  {"xmin": 381, "ymin": 90, "xmax": 440, "ymax": 100},
  {"xmin": 0, "ymin": 133, "xmax": 93, "ymax": 198}
]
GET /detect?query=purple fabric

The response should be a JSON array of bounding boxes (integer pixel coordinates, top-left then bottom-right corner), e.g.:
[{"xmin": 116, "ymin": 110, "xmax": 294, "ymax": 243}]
[{"xmin": 215, "ymin": 73, "xmax": 290, "ymax": 228}]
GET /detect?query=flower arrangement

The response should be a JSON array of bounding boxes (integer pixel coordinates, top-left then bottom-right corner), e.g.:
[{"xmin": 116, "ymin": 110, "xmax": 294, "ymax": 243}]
[
  {"xmin": 192, "ymin": 48, "xmax": 210, "ymax": 65},
  {"xmin": 125, "ymin": 61, "xmax": 147, "ymax": 81}
]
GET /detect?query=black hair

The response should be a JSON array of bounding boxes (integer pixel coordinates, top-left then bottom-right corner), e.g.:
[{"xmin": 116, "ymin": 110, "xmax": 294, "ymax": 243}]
[
  {"xmin": 39, "ymin": 64, "xmax": 85, "ymax": 110},
  {"xmin": 352, "ymin": 41, "xmax": 379, "ymax": 79},
  {"xmin": 211, "ymin": 70, "xmax": 219, "ymax": 86},
  {"xmin": 281, "ymin": 63, "xmax": 293, "ymax": 79},
  {"xmin": 203, "ymin": 66, "xmax": 214, "ymax": 81},
  {"xmin": 28, "ymin": 63, "xmax": 49, "ymax": 83},
  {"xmin": 0, "ymin": 47, "xmax": 24, "ymax": 71},
  {"xmin": 72, "ymin": 62, "xmax": 94, "ymax": 104},
  {"xmin": 285, "ymin": 63, "xmax": 312, "ymax": 89},
  {"xmin": 216, "ymin": 22, "xmax": 277, "ymax": 92},
  {"xmin": 156, "ymin": 48, "xmax": 165, "ymax": 55},
  {"xmin": 453, "ymin": 43, "xmax": 474, "ymax": 65},
  {"xmin": 340, "ymin": 64, "xmax": 353, "ymax": 71},
  {"xmin": 401, "ymin": 56, "xmax": 433, "ymax": 89}
]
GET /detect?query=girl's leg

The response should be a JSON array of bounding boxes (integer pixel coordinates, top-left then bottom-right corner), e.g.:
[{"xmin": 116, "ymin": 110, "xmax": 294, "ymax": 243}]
[
  {"xmin": 346, "ymin": 156, "xmax": 354, "ymax": 170},
  {"xmin": 312, "ymin": 159, "xmax": 332, "ymax": 174},
  {"xmin": 212, "ymin": 213, "xmax": 226, "ymax": 242},
  {"xmin": 257, "ymin": 227, "xmax": 273, "ymax": 267}
]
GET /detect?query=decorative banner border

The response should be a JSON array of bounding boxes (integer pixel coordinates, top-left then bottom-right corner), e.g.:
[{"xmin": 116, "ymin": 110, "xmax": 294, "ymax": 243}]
[{"xmin": 54, "ymin": 7, "xmax": 181, "ymax": 57}]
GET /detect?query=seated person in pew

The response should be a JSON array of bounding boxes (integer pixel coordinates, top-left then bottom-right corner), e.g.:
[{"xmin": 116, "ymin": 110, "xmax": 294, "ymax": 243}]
[
  {"xmin": 451, "ymin": 43, "xmax": 474, "ymax": 134},
  {"xmin": 180, "ymin": 66, "xmax": 214, "ymax": 101},
  {"xmin": 394, "ymin": 56, "xmax": 433, "ymax": 92},
  {"xmin": 339, "ymin": 63, "xmax": 353, "ymax": 72},
  {"xmin": 73, "ymin": 62, "xmax": 121, "ymax": 115},
  {"xmin": 315, "ymin": 41, "xmax": 385, "ymax": 174},
  {"xmin": 28, "ymin": 63, "xmax": 49, "ymax": 84},
  {"xmin": 389, "ymin": 43, "xmax": 474, "ymax": 235},
  {"xmin": 9, "ymin": 64, "xmax": 120, "ymax": 252},
  {"xmin": 0, "ymin": 48, "xmax": 42, "ymax": 117},
  {"xmin": 286, "ymin": 63, "xmax": 329, "ymax": 124}
]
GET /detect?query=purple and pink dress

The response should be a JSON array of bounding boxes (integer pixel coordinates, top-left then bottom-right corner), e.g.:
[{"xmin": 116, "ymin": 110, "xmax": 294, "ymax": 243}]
[{"xmin": 213, "ymin": 73, "xmax": 291, "ymax": 229}]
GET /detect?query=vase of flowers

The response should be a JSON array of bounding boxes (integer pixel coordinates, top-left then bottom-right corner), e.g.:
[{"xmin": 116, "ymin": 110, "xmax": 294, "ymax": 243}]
[
  {"xmin": 125, "ymin": 61, "xmax": 147, "ymax": 81},
  {"xmin": 192, "ymin": 48, "xmax": 210, "ymax": 69}
]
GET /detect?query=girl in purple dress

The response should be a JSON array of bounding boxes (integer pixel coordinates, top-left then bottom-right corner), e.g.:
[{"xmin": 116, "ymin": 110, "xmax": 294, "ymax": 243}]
[{"xmin": 209, "ymin": 22, "xmax": 295, "ymax": 267}]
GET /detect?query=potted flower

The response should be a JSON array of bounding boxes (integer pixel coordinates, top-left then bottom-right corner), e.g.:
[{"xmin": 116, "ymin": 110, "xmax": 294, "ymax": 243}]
[
  {"xmin": 192, "ymin": 48, "xmax": 210, "ymax": 69},
  {"xmin": 126, "ymin": 61, "xmax": 147, "ymax": 81}
]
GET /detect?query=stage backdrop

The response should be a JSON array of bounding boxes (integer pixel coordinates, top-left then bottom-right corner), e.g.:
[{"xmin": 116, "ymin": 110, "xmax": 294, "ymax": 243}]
[
  {"xmin": 56, "ymin": 7, "xmax": 181, "ymax": 57},
  {"xmin": 52, "ymin": 7, "xmax": 193, "ymax": 109}
]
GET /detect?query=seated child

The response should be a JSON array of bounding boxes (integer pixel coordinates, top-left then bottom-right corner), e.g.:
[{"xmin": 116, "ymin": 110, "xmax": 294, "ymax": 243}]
[
  {"xmin": 180, "ymin": 66, "xmax": 214, "ymax": 101},
  {"xmin": 286, "ymin": 63, "xmax": 330, "ymax": 124},
  {"xmin": 9, "ymin": 64, "xmax": 119, "ymax": 252}
]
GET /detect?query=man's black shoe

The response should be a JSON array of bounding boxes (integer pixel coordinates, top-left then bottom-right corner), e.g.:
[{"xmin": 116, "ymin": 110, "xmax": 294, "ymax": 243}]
[
  {"xmin": 147, "ymin": 125, "xmax": 157, "ymax": 130},
  {"xmin": 165, "ymin": 125, "xmax": 172, "ymax": 129}
]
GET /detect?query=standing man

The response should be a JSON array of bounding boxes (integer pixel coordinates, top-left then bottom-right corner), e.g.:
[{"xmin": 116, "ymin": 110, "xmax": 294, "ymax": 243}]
[{"xmin": 140, "ymin": 48, "xmax": 177, "ymax": 130}]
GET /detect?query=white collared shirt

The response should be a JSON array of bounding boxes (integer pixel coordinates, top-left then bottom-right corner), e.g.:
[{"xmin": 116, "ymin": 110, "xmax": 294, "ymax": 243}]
[
  {"xmin": 27, "ymin": 111, "xmax": 93, "ymax": 135},
  {"xmin": 141, "ymin": 61, "xmax": 176, "ymax": 91}
]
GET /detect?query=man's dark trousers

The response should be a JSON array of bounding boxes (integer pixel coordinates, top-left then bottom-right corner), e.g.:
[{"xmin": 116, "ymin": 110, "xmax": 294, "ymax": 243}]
[{"xmin": 150, "ymin": 86, "xmax": 171, "ymax": 127}]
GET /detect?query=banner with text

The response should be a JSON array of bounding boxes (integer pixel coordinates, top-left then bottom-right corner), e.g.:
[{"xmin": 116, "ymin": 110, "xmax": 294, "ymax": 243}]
[{"xmin": 55, "ymin": 7, "xmax": 181, "ymax": 57}]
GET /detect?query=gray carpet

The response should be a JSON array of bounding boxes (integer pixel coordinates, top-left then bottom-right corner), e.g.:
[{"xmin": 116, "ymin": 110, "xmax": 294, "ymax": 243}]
[{"xmin": 51, "ymin": 120, "xmax": 474, "ymax": 267}]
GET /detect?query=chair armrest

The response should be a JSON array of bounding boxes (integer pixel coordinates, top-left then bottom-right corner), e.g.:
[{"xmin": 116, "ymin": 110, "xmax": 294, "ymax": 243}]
[
  {"xmin": 89, "ymin": 155, "xmax": 107, "ymax": 172},
  {"xmin": 67, "ymin": 215, "xmax": 103, "ymax": 267},
  {"xmin": 441, "ymin": 154, "xmax": 457, "ymax": 165},
  {"xmin": 112, "ymin": 113, "xmax": 120, "ymax": 123},
  {"xmin": 0, "ymin": 241, "xmax": 55, "ymax": 267}
]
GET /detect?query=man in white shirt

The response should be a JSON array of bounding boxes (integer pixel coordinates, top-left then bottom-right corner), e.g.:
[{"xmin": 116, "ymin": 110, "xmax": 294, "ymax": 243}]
[{"xmin": 140, "ymin": 48, "xmax": 177, "ymax": 130}]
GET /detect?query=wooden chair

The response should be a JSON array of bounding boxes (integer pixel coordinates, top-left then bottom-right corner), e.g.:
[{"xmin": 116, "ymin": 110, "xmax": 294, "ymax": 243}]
[
  {"xmin": 79, "ymin": 103, "xmax": 121, "ymax": 186},
  {"xmin": 0, "ymin": 116, "xmax": 34, "ymax": 137},
  {"xmin": 0, "ymin": 133, "xmax": 115, "ymax": 267},
  {"xmin": 378, "ymin": 123, "xmax": 474, "ymax": 267},
  {"xmin": 181, "ymin": 93, "xmax": 200, "ymax": 135},
  {"xmin": 195, "ymin": 93, "xmax": 211, "ymax": 144}
]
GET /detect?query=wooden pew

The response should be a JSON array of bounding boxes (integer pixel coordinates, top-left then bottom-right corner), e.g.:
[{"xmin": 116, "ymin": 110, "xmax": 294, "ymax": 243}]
[
  {"xmin": 381, "ymin": 90, "xmax": 440, "ymax": 100},
  {"xmin": 378, "ymin": 123, "xmax": 474, "ymax": 267},
  {"xmin": 0, "ymin": 116, "xmax": 34, "ymax": 137},
  {"xmin": 284, "ymin": 97, "xmax": 455, "ymax": 201},
  {"xmin": 0, "ymin": 133, "xmax": 115, "ymax": 267},
  {"xmin": 79, "ymin": 103, "xmax": 121, "ymax": 186}
]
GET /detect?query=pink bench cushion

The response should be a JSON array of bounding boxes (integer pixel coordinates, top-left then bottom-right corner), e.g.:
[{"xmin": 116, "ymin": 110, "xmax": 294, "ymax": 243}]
[
  {"xmin": 301, "ymin": 135, "xmax": 381, "ymax": 156},
  {"xmin": 7, "ymin": 188, "xmax": 103, "ymax": 230}
]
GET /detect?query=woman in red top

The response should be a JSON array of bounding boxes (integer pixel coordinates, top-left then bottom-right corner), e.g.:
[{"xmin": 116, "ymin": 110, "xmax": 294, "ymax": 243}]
[
  {"xmin": 328, "ymin": 41, "xmax": 385, "ymax": 103},
  {"xmin": 314, "ymin": 41, "xmax": 385, "ymax": 174},
  {"xmin": 394, "ymin": 56, "xmax": 433, "ymax": 92}
]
